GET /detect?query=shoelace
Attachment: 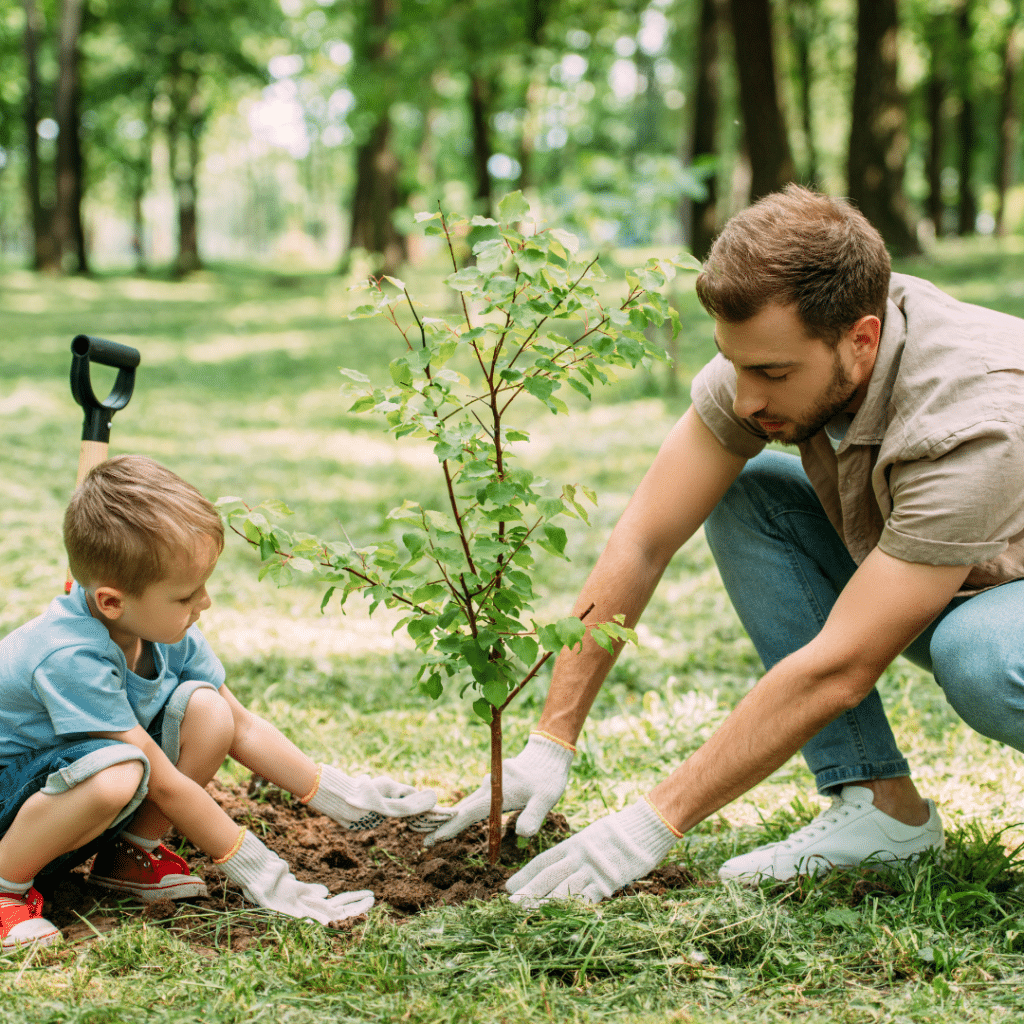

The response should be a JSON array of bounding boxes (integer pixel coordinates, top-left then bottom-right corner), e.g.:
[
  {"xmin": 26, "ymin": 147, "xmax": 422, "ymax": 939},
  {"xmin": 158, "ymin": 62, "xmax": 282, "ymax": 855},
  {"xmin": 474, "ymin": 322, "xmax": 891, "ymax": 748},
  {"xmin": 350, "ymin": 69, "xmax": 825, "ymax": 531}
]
[{"xmin": 778, "ymin": 798, "xmax": 856, "ymax": 849}]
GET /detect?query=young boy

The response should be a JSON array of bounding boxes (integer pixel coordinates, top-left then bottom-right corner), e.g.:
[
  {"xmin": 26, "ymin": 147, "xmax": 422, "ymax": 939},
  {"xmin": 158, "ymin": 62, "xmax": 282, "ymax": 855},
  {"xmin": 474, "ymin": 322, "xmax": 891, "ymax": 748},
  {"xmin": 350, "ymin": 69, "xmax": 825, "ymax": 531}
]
[{"xmin": 0, "ymin": 455, "xmax": 446, "ymax": 948}]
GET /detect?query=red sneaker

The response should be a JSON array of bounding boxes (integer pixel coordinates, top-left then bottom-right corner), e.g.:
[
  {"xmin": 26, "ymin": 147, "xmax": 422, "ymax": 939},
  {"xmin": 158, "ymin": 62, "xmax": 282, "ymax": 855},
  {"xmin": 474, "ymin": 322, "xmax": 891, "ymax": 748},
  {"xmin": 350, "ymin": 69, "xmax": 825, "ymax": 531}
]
[
  {"xmin": 0, "ymin": 888, "xmax": 60, "ymax": 949},
  {"xmin": 90, "ymin": 839, "xmax": 208, "ymax": 901}
]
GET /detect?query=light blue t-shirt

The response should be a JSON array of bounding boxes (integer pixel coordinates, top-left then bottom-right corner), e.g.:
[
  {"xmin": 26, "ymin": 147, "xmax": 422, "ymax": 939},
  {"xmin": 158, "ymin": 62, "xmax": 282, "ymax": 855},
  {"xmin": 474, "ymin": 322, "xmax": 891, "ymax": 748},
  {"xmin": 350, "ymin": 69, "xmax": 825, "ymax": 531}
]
[{"xmin": 0, "ymin": 584, "xmax": 224, "ymax": 760}]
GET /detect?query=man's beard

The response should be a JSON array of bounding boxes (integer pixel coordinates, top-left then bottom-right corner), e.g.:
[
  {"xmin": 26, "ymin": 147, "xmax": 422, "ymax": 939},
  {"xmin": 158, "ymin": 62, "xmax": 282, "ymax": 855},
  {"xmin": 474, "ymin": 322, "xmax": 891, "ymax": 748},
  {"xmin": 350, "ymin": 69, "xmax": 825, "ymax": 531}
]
[{"xmin": 764, "ymin": 356, "xmax": 859, "ymax": 445}]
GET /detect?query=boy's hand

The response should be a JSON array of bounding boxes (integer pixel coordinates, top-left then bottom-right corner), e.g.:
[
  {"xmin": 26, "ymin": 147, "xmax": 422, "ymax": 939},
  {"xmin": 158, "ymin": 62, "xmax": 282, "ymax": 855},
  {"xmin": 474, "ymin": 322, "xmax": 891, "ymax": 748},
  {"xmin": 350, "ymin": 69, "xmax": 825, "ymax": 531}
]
[
  {"xmin": 423, "ymin": 733, "xmax": 574, "ymax": 847},
  {"xmin": 219, "ymin": 829, "xmax": 374, "ymax": 924},
  {"xmin": 307, "ymin": 765, "xmax": 443, "ymax": 831}
]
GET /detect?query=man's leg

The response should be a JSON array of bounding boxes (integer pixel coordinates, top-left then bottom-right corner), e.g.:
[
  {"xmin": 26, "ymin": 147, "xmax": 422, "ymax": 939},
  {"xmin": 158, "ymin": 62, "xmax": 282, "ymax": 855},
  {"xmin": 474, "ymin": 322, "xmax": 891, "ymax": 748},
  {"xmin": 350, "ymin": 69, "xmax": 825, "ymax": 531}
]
[
  {"xmin": 910, "ymin": 579, "xmax": 1024, "ymax": 756},
  {"xmin": 703, "ymin": 450, "xmax": 941, "ymax": 880}
]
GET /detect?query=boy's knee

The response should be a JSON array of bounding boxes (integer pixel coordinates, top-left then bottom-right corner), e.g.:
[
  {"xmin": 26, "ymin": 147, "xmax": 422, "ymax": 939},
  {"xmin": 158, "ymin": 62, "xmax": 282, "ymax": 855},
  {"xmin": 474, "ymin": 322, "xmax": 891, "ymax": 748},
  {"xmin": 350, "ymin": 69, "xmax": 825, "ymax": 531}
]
[
  {"xmin": 86, "ymin": 760, "xmax": 146, "ymax": 815},
  {"xmin": 183, "ymin": 687, "xmax": 235, "ymax": 752}
]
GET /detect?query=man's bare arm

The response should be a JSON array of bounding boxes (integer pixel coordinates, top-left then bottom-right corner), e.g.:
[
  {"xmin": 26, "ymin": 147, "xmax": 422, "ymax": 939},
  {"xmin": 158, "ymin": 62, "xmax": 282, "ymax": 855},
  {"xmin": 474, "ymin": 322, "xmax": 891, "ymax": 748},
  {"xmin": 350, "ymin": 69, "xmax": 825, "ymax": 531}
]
[
  {"xmin": 649, "ymin": 548, "xmax": 972, "ymax": 832},
  {"xmin": 538, "ymin": 405, "xmax": 748, "ymax": 745}
]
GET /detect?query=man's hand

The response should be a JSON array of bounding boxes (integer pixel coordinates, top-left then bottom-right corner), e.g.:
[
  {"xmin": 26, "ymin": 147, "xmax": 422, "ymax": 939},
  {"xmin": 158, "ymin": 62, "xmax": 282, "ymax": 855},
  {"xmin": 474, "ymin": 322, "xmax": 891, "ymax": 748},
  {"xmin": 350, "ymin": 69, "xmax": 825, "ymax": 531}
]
[
  {"xmin": 423, "ymin": 733, "xmax": 574, "ymax": 847},
  {"xmin": 307, "ymin": 766, "xmax": 445, "ymax": 831},
  {"xmin": 219, "ymin": 830, "xmax": 374, "ymax": 924},
  {"xmin": 505, "ymin": 797, "xmax": 681, "ymax": 905}
]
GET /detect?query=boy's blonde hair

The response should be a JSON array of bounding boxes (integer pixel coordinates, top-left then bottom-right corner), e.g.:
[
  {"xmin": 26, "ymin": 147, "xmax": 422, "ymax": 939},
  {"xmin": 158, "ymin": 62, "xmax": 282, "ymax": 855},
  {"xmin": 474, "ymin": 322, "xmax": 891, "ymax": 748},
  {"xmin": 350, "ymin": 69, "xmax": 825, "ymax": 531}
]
[{"xmin": 64, "ymin": 455, "xmax": 224, "ymax": 596}]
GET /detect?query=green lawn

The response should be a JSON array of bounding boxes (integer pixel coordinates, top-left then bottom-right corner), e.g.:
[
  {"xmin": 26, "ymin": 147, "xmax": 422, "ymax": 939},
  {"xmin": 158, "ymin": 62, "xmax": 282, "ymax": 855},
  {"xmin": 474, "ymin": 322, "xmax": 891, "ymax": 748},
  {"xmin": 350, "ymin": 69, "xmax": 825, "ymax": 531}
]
[{"xmin": 1, "ymin": 241, "xmax": 1024, "ymax": 1021}]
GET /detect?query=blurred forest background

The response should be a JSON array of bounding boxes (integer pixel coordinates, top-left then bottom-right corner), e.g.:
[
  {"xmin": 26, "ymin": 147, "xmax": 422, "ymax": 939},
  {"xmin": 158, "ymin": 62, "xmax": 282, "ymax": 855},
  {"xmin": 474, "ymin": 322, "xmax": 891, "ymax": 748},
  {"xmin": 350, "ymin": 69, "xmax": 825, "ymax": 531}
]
[{"xmin": 0, "ymin": 0, "xmax": 1021, "ymax": 279}]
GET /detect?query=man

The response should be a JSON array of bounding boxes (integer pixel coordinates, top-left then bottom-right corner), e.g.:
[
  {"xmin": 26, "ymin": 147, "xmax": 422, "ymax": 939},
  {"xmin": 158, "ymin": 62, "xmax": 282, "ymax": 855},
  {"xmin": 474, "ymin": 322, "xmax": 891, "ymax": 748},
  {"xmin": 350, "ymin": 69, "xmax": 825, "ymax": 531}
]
[{"xmin": 425, "ymin": 185, "xmax": 1024, "ymax": 903}]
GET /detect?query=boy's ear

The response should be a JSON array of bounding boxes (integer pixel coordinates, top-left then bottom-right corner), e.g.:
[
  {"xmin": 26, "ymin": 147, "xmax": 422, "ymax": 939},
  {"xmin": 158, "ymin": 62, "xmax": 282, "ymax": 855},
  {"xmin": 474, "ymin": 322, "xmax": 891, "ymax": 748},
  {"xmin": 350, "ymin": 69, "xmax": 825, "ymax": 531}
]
[{"xmin": 92, "ymin": 585, "xmax": 127, "ymax": 620}]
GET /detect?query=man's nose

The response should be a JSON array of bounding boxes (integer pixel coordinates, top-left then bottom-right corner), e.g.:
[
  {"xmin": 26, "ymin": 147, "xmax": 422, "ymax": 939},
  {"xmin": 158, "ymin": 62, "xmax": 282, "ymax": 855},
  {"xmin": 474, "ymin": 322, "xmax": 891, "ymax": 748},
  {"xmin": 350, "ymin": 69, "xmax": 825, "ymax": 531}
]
[{"xmin": 732, "ymin": 371, "xmax": 768, "ymax": 419}]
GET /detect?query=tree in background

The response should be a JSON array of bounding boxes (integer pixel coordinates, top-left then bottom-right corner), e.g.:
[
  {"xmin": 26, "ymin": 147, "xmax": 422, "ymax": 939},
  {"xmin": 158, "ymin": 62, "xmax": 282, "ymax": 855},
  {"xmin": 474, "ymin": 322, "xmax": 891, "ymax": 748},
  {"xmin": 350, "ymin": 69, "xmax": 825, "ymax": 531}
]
[
  {"xmin": 53, "ymin": 0, "xmax": 87, "ymax": 273},
  {"xmin": 728, "ymin": 0, "xmax": 795, "ymax": 201},
  {"xmin": 847, "ymin": 0, "xmax": 919, "ymax": 256}
]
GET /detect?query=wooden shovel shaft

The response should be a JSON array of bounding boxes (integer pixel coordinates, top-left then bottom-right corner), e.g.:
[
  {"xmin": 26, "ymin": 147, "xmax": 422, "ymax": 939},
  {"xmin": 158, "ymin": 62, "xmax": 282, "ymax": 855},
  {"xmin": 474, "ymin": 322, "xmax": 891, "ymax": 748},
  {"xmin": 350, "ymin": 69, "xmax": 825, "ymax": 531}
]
[{"xmin": 65, "ymin": 439, "xmax": 108, "ymax": 592}]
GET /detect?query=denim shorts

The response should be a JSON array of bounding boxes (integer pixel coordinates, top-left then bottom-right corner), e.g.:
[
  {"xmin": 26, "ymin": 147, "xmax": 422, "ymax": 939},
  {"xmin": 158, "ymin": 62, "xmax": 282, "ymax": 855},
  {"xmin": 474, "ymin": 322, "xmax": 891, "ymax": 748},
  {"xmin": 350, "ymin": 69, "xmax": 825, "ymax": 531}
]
[{"xmin": 0, "ymin": 679, "xmax": 216, "ymax": 875}]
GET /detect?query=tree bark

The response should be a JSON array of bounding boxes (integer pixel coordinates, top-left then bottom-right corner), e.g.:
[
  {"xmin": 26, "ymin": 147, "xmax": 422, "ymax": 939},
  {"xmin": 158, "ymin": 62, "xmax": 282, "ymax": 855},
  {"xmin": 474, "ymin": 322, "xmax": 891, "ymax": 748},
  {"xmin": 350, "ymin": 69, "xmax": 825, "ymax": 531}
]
[
  {"xmin": 728, "ymin": 0, "xmax": 795, "ymax": 202},
  {"xmin": 995, "ymin": 9, "xmax": 1022, "ymax": 236},
  {"xmin": 924, "ymin": 17, "xmax": 947, "ymax": 237},
  {"xmin": 846, "ymin": 0, "xmax": 919, "ymax": 256},
  {"xmin": 344, "ymin": 0, "xmax": 406, "ymax": 274},
  {"xmin": 468, "ymin": 73, "xmax": 494, "ymax": 218},
  {"xmin": 955, "ymin": 0, "xmax": 976, "ymax": 236},
  {"xmin": 22, "ymin": 0, "xmax": 57, "ymax": 271},
  {"xmin": 785, "ymin": 0, "xmax": 818, "ymax": 186},
  {"xmin": 682, "ymin": 0, "xmax": 723, "ymax": 261},
  {"xmin": 54, "ymin": 0, "xmax": 88, "ymax": 274}
]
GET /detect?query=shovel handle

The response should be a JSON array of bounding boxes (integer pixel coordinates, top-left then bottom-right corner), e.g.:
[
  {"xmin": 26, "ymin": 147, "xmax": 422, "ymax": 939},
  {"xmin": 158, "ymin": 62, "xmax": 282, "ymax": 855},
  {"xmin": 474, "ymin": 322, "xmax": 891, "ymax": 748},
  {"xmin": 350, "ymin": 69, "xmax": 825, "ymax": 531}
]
[{"xmin": 69, "ymin": 335, "xmax": 140, "ymax": 444}]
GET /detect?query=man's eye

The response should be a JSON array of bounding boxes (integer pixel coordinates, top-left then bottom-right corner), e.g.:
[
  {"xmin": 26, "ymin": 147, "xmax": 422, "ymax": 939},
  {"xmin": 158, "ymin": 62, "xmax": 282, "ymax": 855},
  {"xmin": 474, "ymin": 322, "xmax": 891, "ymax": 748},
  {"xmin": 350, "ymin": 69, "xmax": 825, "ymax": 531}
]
[{"xmin": 763, "ymin": 372, "xmax": 789, "ymax": 382}]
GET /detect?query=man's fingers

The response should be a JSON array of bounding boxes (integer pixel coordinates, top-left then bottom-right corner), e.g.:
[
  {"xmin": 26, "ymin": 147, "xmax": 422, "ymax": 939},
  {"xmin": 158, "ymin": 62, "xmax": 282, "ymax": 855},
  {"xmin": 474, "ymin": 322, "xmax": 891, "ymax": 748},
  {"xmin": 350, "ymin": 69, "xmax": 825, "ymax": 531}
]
[
  {"xmin": 505, "ymin": 843, "xmax": 571, "ymax": 895},
  {"xmin": 404, "ymin": 807, "xmax": 455, "ymax": 833},
  {"xmin": 514, "ymin": 794, "xmax": 553, "ymax": 837},
  {"xmin": 507, "ymin": 854, "xmax": 578, "ymax": 903}
]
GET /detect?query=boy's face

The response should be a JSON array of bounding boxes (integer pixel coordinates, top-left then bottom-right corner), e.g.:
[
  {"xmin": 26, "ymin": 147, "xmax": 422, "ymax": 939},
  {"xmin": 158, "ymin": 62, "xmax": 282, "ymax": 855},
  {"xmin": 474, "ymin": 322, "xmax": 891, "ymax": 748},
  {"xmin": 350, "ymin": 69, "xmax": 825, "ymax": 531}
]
[{"xmin": 112, "ymin": 533, "xmax": 219, "ymax": 645}]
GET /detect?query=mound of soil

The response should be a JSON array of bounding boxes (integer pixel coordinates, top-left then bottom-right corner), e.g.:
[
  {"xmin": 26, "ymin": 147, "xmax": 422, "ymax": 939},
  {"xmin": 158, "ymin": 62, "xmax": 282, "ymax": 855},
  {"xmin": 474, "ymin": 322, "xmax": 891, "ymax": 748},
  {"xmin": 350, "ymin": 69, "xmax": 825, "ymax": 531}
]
[{"xmin": 36, "ymin": 779, "xmax": 695, "ymax": 947}]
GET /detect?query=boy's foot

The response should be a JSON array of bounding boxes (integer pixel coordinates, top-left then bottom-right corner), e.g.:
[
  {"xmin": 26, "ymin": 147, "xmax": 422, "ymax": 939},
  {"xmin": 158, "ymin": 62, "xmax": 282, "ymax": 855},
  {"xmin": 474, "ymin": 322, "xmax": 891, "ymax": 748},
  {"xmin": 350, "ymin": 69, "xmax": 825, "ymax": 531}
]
[
  {"xmin": 0, "ymin": 888, "xmax": 60, "ymax": 949},
  {"xmin": 90, "ymin": 838, "xmax": 208, "ymax": 901},
  {"xmin": 718, "ymin": 785, "xmax": 944, "ymax": 883}
]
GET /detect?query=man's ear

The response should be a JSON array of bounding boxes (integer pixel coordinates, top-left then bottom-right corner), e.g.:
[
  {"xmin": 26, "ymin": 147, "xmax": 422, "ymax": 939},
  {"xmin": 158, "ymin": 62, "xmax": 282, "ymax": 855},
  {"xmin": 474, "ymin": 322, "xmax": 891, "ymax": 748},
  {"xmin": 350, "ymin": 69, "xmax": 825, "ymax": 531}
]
[
  {"xmin": 847, "ymin": 314, "xmax": 881, "ymax": 359},
  {"xmin": 92, "ymin": 585, "xmax": 127, "ymax": 620}
]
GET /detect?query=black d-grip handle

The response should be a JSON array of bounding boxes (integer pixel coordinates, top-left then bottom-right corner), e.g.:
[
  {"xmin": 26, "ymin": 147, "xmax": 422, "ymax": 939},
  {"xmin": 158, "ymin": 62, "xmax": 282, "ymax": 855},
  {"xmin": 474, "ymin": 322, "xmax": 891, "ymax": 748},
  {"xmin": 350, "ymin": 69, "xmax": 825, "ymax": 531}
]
[{"xmin": 70, "ymin": 335, "xmax": 141, "ymax": 443}]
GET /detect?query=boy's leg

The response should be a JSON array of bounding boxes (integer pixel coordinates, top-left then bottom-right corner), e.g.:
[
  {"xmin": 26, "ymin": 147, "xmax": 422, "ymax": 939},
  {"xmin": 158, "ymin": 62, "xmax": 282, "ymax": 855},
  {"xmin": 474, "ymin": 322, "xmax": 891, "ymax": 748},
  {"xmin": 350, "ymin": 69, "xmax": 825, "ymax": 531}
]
[
  {"xmin": 124, "ymin": 684, "xmax": 235, "ymax": 843},
  {"xmin": 704, "ymin": 450, "xmax": 942, "ymax": 880},
  {"xmin": 89, "ymin": 683, "xmax": 234, "ymax": 901},
  {"xmin": 0, "ymin": 744, "xmax": 147, "ymax": 948}
]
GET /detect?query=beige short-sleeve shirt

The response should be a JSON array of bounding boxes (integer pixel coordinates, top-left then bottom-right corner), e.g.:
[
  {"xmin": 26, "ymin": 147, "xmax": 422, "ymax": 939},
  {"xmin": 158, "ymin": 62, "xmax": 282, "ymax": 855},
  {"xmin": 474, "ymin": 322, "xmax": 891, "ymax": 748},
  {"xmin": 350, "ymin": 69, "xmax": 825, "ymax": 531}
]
[{"xmin": 690, "ymin": 273, "xmax": 1024, "ymax": 594}]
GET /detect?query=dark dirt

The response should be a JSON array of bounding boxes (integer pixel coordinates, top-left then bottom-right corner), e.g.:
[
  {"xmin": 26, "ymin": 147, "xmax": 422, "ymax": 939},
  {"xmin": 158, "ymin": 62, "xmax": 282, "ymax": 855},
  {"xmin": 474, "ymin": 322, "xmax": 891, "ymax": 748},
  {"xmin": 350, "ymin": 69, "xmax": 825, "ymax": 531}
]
[{"xmin": 35, "ymin": 779, "xmax": 697, "ymax": 949}]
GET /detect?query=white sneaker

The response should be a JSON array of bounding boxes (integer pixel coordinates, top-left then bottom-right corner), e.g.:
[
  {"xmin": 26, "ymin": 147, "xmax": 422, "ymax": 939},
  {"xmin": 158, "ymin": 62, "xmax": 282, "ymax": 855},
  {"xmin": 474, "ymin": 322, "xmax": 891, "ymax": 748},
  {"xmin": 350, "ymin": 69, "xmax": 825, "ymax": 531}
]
[{"xmin": 718, "ymin": 785, "xmax": 944, "ymax": 882}]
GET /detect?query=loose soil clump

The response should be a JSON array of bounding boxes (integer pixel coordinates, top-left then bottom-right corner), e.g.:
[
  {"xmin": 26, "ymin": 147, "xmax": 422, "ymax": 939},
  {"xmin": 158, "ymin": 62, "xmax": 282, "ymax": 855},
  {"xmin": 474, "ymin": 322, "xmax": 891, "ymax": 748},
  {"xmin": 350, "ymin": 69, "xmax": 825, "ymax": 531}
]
[{"xmin": 36, "ymin": 779, "xmax": 695, "ymax": 947}]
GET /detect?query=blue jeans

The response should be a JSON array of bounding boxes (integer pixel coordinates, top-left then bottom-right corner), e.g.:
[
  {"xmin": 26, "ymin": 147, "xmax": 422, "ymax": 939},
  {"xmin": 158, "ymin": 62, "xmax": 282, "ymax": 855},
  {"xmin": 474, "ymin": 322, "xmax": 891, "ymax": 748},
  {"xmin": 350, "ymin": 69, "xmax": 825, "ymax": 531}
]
[{"xmin": 704, "ymin": 449, "xmax": 1024, "ymax": 794}]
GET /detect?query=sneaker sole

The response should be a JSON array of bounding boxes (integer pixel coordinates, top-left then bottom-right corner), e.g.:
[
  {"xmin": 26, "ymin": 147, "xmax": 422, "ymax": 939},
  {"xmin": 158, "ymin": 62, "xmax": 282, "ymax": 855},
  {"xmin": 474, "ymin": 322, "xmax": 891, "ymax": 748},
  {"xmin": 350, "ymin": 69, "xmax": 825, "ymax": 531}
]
[
  {"xmin": 89, "ymin": 876, "xmax": 208, "ymax": 901},
  {"xmin": 2, "ymin": 926, "xmax": 60, "ymax": 949}
]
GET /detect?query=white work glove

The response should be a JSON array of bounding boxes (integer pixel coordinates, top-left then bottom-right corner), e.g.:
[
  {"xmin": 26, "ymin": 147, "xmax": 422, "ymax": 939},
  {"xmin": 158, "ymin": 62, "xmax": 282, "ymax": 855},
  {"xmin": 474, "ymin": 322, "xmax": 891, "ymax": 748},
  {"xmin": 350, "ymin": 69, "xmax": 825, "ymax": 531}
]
[
  {"xmin": 424, "ymin": 732, "xmax": 574, "ymax": 847},
  {"xmin": 306, "ymin": 764, "xmax": 449, "ymax": 832},
  {"xmin": 505, "ymin": 797, "xmax": 681, "ymax": 906},
  {"xmin": 219, "ymin": 829, "xmax": 374, "ymax": 924}
]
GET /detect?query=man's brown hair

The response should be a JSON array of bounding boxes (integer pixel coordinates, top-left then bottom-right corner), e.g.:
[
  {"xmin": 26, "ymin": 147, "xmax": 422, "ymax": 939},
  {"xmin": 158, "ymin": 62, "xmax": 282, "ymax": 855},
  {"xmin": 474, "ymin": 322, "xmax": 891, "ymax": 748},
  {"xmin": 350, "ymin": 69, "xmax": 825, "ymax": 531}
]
[
  {"xmin": 695, "ymin": 185, "xmax": 892, "ymax": 345},
  {"xmin": 65, "ymin": 455, "xmax": 224, "ymax": 596}
]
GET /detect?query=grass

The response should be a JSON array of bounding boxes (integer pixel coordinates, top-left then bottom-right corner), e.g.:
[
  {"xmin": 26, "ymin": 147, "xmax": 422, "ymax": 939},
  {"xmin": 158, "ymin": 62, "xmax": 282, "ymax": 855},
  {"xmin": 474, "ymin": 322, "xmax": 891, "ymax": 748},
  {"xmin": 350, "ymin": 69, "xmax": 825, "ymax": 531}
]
[{"xmin": 2, "ymin": 240, "xmax": 1024, "ymax": 1020}]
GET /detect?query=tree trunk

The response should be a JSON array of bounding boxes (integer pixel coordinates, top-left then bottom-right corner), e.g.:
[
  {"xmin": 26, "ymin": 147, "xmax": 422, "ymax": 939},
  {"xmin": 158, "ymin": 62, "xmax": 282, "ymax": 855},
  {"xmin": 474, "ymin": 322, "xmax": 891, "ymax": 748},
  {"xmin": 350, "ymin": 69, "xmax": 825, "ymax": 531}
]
[
  {"xmin": 682, "ymin": 0, "xmax": 723, "ymax": 261},
  {"xmin": 785, "ymin": 0, "xmax": 818, "ymax": 186},
  {"xmin": 22, "ymin": 0, "xmax": 57, "ymax": 272},
  {"xmin": 488, "ymin": 709, "xmax": 503, "ymax": 865},
  {"xmin": 846, "ymin": 0, "xmax": 919, "ymax": 256},
  {"xmin": 955, "ymin": 0, "xmax": 976, "ymax": 236},
  {"xmin": 924, "ymin": 18, "xmax": 947, "ymax": 238},
  {"xmin": 995, "ymin": 9, "xmax": 1022, "ymax": 236},
  {"xmin": 54, "ymin": 0, "xmax": 88, "ymax": 274},
  {"xmin": 728, "ymin": 0, "xmax": 795, "ymax": 202},
  {"xmin": 168, "ymin": 72, "xmax": 204, "ymax": 278},
  {"xmin": 343, "ymin": 0, "xmax": 405, "ymax": 275},
  {"xmin": 347, "ymin": 116, "xmax": 406, "ymax": 276},
  {"xmin": 468, "ymin": 73, "xmax": 494, "ymax": 218}
]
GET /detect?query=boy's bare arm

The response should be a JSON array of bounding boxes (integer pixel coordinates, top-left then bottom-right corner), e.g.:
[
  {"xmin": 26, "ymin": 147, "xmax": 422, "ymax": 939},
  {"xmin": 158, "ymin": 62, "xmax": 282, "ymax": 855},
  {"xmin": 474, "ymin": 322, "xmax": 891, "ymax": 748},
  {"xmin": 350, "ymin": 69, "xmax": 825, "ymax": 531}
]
[
  {"xmin": 89, "ymin": 724, "xmax": 240, "ymax": 857},
  {"xmin": 217, "ymin": 685, "xmax": 319, "ymax": 796}
]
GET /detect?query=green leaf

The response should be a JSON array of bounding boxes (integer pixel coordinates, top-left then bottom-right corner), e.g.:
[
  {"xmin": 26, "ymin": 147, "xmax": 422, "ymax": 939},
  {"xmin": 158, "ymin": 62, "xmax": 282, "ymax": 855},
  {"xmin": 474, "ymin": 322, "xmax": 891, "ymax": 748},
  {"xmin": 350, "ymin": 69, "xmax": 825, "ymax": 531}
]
[
  {"xmin": 542, "ymin": 523, "xmax": 567, "ymax": 554},
  {"xmin": 447, "ymin": 267, "xmax": 482, "ymax": 292},
  {"xmin": 498, "ymin": 191, "xmax": 531, "ymax": 224},
  {"xmin": 420, "ymin": 674, "xmax": 444, "ymax": 699},
  {"xmin": 555, "ymin": 616, "xmax": 586, "ymax": 650},
  {"xmin": 339, "ymin": 367, "xmax": 371, "ymax": 383},
  {"xmin": 415, "ymin": 211, "xmax": 442, "ymax": 223},
  {"xmin": 508, "ymin": 635, "xmax": 539, "ymax": 665},
  {"xmin": 483, "ymin": 679, "xmax": 508, "ymax": 707},
  {"xmin": 389, "ymin": 360, "xmax": 413, "ymax": 387},
  {"xmin": 473, "ymin": 698, "xmax": 494, "ymax": 723},
  {"xmin": 548, "ymin": 228, "xmax": 579, "ymax": 255},
  {"xmin": 471, "ymin": 215, "xmax": 498, "ymax": 226},
  {"xmin": 514, "ymin": 247, "xmax": 547, "ymax": 276},
  {"xmin": 348, "ymin": 396, "xmax": 377, "ymax": 414},
  {"xmin": 523, "ymin": 377, "xmax": 556, "ymax": 403}
]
